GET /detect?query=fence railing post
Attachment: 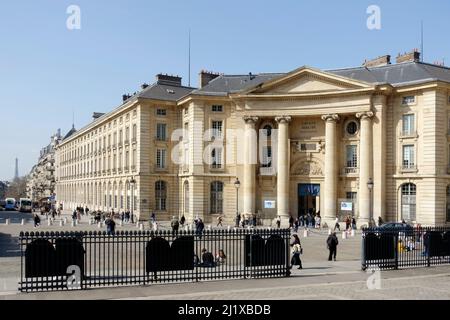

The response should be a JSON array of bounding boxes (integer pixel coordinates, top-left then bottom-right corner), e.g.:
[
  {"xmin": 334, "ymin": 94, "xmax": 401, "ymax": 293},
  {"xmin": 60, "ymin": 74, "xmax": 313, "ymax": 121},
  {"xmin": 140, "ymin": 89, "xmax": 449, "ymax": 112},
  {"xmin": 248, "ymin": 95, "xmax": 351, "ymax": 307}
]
[
  {"xmin": 394, "ymin": 232, "xmax": 399, "ymax": 270},
  {"xmin": 361, "ymin": 229, "xmax": 366, "ymax": 271}
]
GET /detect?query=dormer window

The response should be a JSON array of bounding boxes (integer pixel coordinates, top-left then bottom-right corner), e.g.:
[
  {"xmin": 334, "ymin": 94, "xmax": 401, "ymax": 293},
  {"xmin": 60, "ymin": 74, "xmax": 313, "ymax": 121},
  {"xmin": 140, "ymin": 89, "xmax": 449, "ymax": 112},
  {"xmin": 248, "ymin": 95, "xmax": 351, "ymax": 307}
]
[
  {"xmin": 157, "ymin": 109, "xmax": 167, "ymax": 116},
  {"xmin": 402, "ymin": 96, "xmax": 416, "ymax": 105},
  {"xmin": 212, "ymin": 105, "xmax": 223, "ymax": 112}
]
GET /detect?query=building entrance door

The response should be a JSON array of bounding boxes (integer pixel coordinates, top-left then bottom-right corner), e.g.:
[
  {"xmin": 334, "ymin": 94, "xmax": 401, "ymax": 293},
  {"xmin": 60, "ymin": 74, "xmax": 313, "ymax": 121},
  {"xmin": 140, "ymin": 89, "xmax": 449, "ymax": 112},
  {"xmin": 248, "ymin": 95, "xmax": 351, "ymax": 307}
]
[{"xmin": 298, "ymin": 184, "xmax": 320, "ymax": 218}]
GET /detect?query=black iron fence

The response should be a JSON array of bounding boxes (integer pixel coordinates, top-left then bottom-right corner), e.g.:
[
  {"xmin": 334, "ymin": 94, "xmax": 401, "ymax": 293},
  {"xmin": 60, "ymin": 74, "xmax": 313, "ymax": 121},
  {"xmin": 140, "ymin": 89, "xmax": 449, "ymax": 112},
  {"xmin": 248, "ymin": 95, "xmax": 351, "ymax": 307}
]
[
  {"xmin": 19, "ymin": 228, "xmax": 291, "ymax": 292},
  {"xmin": 362, "ymin": 226, "xmax": 450, "ymax": 270}
]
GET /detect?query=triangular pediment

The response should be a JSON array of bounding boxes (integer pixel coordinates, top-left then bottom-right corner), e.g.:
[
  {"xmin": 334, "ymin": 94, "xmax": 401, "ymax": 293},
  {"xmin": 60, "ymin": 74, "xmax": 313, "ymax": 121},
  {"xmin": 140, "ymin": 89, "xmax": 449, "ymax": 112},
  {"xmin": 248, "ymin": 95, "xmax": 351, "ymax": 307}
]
[{"xmin": 245, "ymin": 66, "xmax": 373, "ymax": 95}]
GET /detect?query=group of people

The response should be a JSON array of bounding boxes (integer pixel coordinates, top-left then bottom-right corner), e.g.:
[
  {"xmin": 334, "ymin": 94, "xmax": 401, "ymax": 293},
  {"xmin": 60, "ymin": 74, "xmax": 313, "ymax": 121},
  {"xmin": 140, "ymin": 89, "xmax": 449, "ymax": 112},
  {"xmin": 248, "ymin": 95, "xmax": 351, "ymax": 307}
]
[
  {"xmin": 287, "ymin": 212, "xmax": 322, "ymax": 231},
  {"xmin": 334, "ymin": 216, "xmax": 357, "ymax": 231},
  {"xmin": 194, "ymin": 249, "xmax": 227, "ymax": 267},
  {"xmin": 235, "ymin": 213, "xmax": 258, "ymax": 228}
]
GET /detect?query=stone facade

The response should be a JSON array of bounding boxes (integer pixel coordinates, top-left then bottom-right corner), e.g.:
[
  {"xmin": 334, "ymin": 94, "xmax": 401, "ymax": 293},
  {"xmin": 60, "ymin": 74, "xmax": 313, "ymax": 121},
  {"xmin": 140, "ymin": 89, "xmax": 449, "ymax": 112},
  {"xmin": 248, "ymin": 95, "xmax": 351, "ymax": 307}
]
[{"xmin": 55, "ymin": 59, "xmax": 450, "ymax": 227}]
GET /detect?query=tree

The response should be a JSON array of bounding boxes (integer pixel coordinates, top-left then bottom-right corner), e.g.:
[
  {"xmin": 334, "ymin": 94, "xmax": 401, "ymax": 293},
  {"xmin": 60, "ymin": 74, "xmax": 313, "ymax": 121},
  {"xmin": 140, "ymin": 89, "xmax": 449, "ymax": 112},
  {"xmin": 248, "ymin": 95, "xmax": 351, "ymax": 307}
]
[{"xmin": 5, "ymin": 177, "xmax": 28, "ymax": 199}]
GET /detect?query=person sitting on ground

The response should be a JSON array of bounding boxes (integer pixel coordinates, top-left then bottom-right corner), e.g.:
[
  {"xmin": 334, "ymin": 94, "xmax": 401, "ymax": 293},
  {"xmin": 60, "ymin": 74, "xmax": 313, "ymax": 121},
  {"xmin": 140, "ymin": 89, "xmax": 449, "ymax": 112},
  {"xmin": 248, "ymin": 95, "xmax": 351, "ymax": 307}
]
[
  {"xmin": 215, "ymin": 250, "xmax": 227, "ymax": 266},
  {"xmin": 201, "ymin": 248, "xmax": 216, "ymax": 267}
]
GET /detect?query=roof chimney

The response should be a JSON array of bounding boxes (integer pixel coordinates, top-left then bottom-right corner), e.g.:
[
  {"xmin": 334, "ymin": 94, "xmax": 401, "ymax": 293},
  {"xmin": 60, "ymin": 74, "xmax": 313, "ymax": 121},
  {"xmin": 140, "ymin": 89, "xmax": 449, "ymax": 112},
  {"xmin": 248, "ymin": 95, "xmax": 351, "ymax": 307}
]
[
  {"xmin": 156, "ymin": 74, "xmax": 182, "ymax": 86},
  {"xmin": 199, "ymin": 70, "xmax": 220, "ymax": 88},
  {"xmin": 92, "ymin": 112, "xmax": 105, "ymax": 121},
  {"xmin": 122, "ymin": 94, "xmax": 131, "ymax": 102},
  {"xmin": 362, "ymin": 55, "xmax": 391, "ymax": 68},
  {"xmin": 141, "ymin": 83, "xmax": 149, "ymax": 90},
  {"xmin": 396, "ymin": 49, "xmax": 421, "ymax": 64}
]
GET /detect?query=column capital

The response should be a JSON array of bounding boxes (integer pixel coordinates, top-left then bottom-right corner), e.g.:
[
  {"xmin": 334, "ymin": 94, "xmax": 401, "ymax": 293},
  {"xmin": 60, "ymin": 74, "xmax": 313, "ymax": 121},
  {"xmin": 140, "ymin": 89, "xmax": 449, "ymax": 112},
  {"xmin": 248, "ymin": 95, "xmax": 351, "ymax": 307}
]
[
  {"xmin": 321, "ymin": 114, "xmax": 340, "ymax": 122},
  {"xmin": 275, "ymin": 116, "xmax": 292, "ymax": 124},
  {"xmin": 356, "ymin": 111, "xmax": 374, "ymax": 120},
  {"xmin": 243, "ymin": 116, "xmax": 259, "ymax": 125}
]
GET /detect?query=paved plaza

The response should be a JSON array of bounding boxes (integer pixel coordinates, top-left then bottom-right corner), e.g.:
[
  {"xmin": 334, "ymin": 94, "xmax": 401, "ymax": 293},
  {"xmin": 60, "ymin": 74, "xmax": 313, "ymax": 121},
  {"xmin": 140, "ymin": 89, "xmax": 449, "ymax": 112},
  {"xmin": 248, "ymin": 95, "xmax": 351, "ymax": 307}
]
[{"xmin": 1, "ymin": 210, "xmax": 450, "ymax": 300}]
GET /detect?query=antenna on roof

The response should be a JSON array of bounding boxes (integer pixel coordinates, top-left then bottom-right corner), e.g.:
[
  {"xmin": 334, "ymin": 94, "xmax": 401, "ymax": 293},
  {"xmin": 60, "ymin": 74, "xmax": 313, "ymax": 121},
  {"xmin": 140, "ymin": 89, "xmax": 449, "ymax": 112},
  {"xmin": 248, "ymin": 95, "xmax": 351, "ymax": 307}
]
[
  {"xmin": 420, "ymin": 20, "xmax": 424, "ymax": 62},
  {"xmin": 188, "ymin": 29, "xmax": 191, "ymax": 87},
  {"xmin": 72, "ymin": 109, "xmax": 75, "ymax": 129}
]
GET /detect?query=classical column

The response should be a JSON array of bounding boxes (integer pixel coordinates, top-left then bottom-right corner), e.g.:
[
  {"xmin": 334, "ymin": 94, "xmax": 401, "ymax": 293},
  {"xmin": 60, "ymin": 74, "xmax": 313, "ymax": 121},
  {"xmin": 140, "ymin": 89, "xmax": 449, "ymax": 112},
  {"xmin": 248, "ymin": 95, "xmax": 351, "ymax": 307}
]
[
  {"xmin": 275, "ymin": 116, "xmax": 292, "ymax": 225},
  {"xmin": 356, "ymin": 111, "xmax": 374, "ymax": 227},
  {"xmin": 321, "ymin": 114, "xmax": 340, "ymax": 227},
  {"xmin": 243, "ymin": 116, "xmax": 258, "ymax": 216}
]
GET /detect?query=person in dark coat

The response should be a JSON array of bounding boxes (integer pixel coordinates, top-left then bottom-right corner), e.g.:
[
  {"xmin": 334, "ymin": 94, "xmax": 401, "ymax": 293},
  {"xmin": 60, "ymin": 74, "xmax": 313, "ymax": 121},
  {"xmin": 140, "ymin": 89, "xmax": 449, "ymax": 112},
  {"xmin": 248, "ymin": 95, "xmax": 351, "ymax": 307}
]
[
  {"xmin": 196, "ymin": 218, "xmax": 205, "ymax": 239},
  {"xmin": 171, "ymin": 216, "xmax": 180, "ymax": 232},
  {"xmin": 290, "ymin": 234, "xmax": 303, "ymax": 269},
  {"xmin": 235, "ymin": 214, "xmax": 241, "ymax": 228},
  {"xmin": 289, "ymin": 216, "xmax": 294, "ymax": 229},
  {"xmin": 180, "ymin": 215, "xmax": 186, "ymax": 226},
  {"xmin": 378, "ymin": 216, "xmax": 384, "ymax": 227},
  {"xmin": 105, "ymin": 216, "xmax": 116, "ymax": 235},
  {"xmin": 327, "ymin": 232, "xmax": 339, "ymax": 261}
]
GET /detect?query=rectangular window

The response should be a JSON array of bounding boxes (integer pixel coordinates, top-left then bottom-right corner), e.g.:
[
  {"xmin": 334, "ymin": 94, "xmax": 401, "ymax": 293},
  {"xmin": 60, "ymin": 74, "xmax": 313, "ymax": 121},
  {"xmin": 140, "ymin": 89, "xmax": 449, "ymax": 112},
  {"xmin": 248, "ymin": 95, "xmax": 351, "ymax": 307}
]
[
  {"xmin": 402, "ymin": 114, "xmax": 415, "ymax": 135},
  {"xmin": 125, "ymin": 151, "xmax": 129, "ymax": 169},
  {"xmin": 156, "ymin": 109, "xmax": 167, "ymax": 116},
  {"xmin": 346, "ymin": 192, "xmax": 357, "ymax": 200},
  {"xmin": 157, "ymin": 149, "xmax": 166, "ymax": 169},
  {"xmin": 132, "ymin": 124, "xmax": 137, "ymax": 141},
  {"xmin": 403, "ymin": 145, "xmax": 415, "ymax": 169},
  {"xmin": 261, "ymin": 146, "xmax": 272, "ymax": 168},
  {"xmin": 402, "ymin": 96, "xmax": 416, "ymax": 105},
  {"xmin": 211, "ymin": 121, "xmax": 223, "ymax": 139},
  {"xmin": 346, "ymin": 145, "xmax": 358, "ymax": 168},
  {"xmin": 156, "ymin": 123, "xmax": 167, "ymax": 141},
  {"xmin": 132, "ymin": 149, "xmax": 137, "ymax": 168},
  {"xmin": 211, "ymin": 148, "xmax": 223, "ymax": 169},
  {"xmin": 212, "ymin": 105, "xmax": 223, "ymax": 112}
]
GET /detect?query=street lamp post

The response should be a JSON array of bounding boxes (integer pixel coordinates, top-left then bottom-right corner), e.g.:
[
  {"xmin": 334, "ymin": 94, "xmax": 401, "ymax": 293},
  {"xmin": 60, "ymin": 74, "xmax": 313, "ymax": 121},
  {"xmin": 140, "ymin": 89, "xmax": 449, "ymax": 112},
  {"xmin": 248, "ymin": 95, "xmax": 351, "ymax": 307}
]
[
  {"xmin": 234, "ymin": 178, "xmax": 240, "ymax": 227},
  {"xmin": 130, "ymin": 177, "xmax": 136, "ymax": 222},
  {"xmin": 367, "ymin": 178, "xmax": 374, "ymax": 227}
]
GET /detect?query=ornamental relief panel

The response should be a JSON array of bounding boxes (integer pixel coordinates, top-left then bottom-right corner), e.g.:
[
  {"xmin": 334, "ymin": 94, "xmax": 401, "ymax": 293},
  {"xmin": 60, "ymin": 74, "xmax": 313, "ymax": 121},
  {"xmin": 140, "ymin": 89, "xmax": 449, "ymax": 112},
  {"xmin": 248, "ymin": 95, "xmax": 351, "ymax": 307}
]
[{"xmin": 290, "ymin": 157, "xmax": 324, "ymax": 177}]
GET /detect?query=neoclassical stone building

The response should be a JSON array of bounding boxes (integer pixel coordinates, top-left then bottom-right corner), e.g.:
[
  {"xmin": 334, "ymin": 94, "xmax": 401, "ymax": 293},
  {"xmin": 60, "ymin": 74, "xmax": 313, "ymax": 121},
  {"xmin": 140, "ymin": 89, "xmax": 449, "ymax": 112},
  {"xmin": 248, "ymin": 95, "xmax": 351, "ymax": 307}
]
[{"xmin": 55, "ymin": 51, "xmax": 450, "ymax": 227}]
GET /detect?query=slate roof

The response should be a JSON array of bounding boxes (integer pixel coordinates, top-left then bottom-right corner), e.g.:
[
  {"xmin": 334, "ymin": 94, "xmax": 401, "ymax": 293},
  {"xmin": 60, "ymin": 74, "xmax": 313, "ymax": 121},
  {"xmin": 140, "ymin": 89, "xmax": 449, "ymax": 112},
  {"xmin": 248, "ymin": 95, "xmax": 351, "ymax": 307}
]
[
  {"xmin": 136, "ymin": 83, "xmax": 195, "ymax": 101},
  {"xmin": 63, "ymin": 125, "xmax": 77, "ymax": 141},
  {"xmin": 193, "ymin": 73, "xmax": 285, "ymax": 96},
  {"xmin": 192, "ymin": 62, "xmax": 450, "ymax": 95},
  {"xmin": 328, "ymin": 61, "xmax": 450, "ymax": 87}
]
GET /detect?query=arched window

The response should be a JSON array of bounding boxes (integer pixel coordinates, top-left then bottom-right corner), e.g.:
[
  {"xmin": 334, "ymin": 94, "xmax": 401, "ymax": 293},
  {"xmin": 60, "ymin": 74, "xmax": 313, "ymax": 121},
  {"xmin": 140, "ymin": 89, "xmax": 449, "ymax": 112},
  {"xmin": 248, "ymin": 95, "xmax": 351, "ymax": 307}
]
[
  {"xmin": 156, "ymin": 181, "xmax": 167, "ymax": 211},
  {"xmin": 401, "ymin": 183, "xmax": 416, "ymax": 222},
  {"xmin": 210, "ymin": 181, "xmax": 224, "ymax": 214},
  {"xmin": 447, "ymin": 186, "xmax": 450, "ymax": 222},
  {"xmin": 184, "ymin": 181, "xmax": 189, "ymax": 214}
]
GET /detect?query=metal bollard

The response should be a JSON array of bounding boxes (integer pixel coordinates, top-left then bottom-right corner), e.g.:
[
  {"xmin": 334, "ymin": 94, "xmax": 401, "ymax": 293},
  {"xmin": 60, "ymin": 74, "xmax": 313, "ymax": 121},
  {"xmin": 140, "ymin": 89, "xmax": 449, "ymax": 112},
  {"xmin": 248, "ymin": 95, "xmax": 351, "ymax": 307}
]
[
  {"xmin": 21, "ymin": 219, "xmax": 25, "ymax": 226},
  {"xmin": 97, "ymin": 222, "xmax": 102, "ymax": 228},
  {"xmin": 48, "ymin": 219, "xmax": 52, "ymax": 226},
  {"xmin": 342, "ymin": 231, "xmax": 347, "ymax": 239},
  {"xmin": 60, "ymin": 220, "xmax": 64, "ymax": 227},
  {"xmin": 139, "ymin": 224, "xmax": 144, "ymax": 231},
  {"xmin": 119, "ymin": 221, "xmax": 123, "ymax": 227},
  {"xmin": 64, "ymin": 218, "xmax": 68, "ymax": 224},
  {"xmin": 303, "ymin": 229, "xmax": 309, "ymax": 238},
  {"xmin": 5, "ymin": 219, "xmax": 10, "ymax": 225},
  {"xmin": 227, "ymin": 225, "xmax": 231, "ymax": 231},
  {"xmin": 72, "ymin": 220, "xmax": 76, "ymax": 227},
  {"xmin": 351, "ymin": 229, "xmax": 355, "ymax": 237},
  {"xmin": 328, "ymin": 229, "xmax": 332, "ymax": 235}
]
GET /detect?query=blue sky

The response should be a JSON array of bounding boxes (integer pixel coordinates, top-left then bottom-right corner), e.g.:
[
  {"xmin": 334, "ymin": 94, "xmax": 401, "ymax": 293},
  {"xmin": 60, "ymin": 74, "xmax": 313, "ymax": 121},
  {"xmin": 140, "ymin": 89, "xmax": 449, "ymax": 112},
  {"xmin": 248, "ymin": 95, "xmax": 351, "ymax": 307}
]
[{"xmin": 0, "ymin": 0, "xmax": 449, "ymax": 181}]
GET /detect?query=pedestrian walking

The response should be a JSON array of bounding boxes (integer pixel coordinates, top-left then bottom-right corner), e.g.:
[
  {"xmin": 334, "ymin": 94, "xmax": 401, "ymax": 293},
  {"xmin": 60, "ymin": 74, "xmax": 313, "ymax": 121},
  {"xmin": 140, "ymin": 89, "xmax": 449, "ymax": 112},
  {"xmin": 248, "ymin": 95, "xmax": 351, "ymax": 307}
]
[
  {"xmin": 217, "ymin": 215, "xmax": 223, "ymax": 227},
  {"xmin": 33, "ymin": 214, "xmax": 41, "ymax": 228},
  {"xmin": 378, "ymin": 216, "xmax": 383, "ymax": 227},
  {"xmin": 299, "ymin": 215, "xmax": 304, "ymax": 228},
  {"xmin": 171, "ymin": 216, "xmax": 180, "ymax": 232},
  {"xmin": 345, "ymin": 216, "xmax": 351, "ymax": 231},
  {"xmin": 290, "ymin": 234, "xmax": 303, "ymax": 269},
  {"xmin": 235, "ymin": 214, "xmax": 240, "ymax": 228},
  {"xmin": 105, "ymin": 216, "xmax": 116, "ymax": 235},
  {"xmin": 289, "ymin": 215, "xmax": 294, "ymax": 229},
  {"xmin": 180, "ymin": 215, "xmax": 186, "ymax": 226},
  {"xmin": 294, "ymin": 218, "xmax": 299, "ymax": 233},
  {"xmin": 334, "ymin": 216, "xmax": 340, "ymax": 231},
  {"xmin": 327, "ymin": 232, "xmax": 339, "ymax": 261},
  {"xmin": 315, "ymin": 215, "xmax": 321, "ymax": 229},
  {"xmin": 196, "ymin": 218, "xmax": 205, "ymax": 239},
  {"xmin": 252, "ymin": 214, "xmax": 257, "ymax": 227},
  {"xmin": 276, "ymin": 216, "xmax": 281, "ymax": 229},
  {"xmin": 352, "ymin": 217, "xmax": 357, "ymax": 230},
  {"xmin": 151, "ymin": 211, "xmax": 156, "ymax": 224}
]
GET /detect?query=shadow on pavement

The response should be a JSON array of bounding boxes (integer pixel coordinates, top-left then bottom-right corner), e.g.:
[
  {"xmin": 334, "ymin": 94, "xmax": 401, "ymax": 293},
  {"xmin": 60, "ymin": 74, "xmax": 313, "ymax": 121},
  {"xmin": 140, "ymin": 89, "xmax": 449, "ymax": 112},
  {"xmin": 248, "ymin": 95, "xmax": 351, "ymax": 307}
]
[{"xmin": 0, "ymin": 233, "xmax": 20, "ymax": 257}]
